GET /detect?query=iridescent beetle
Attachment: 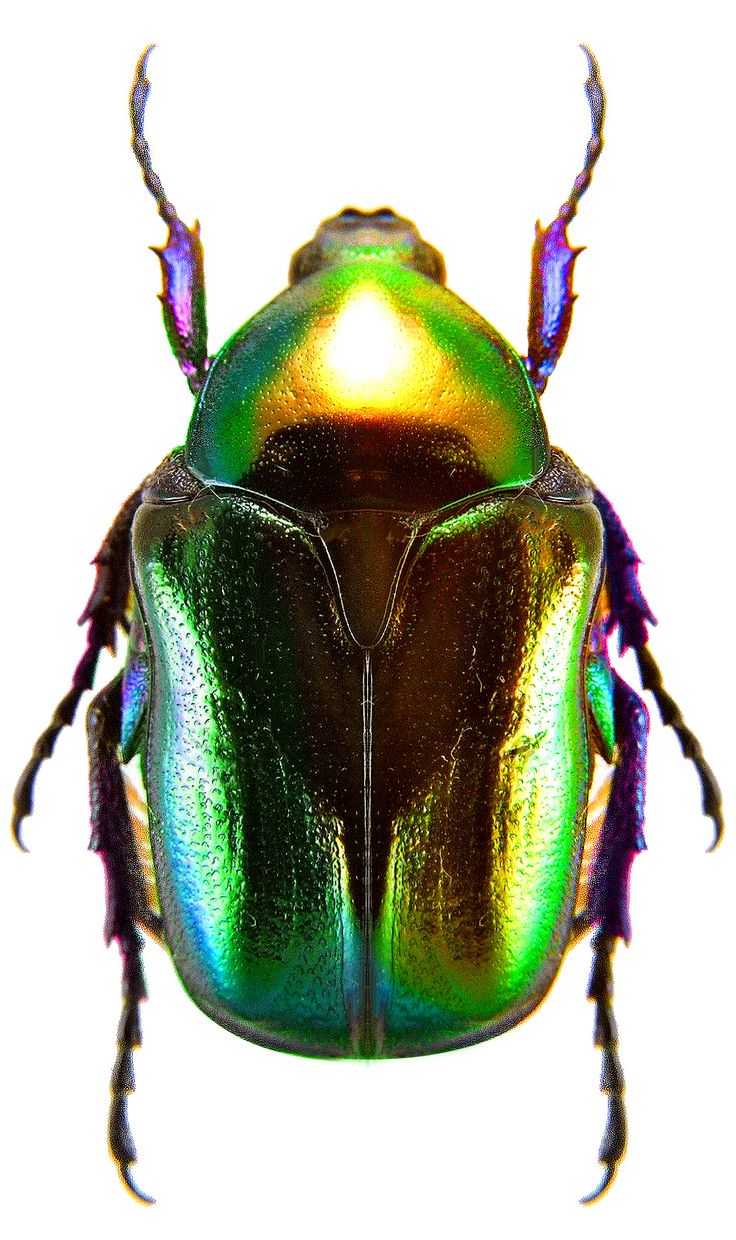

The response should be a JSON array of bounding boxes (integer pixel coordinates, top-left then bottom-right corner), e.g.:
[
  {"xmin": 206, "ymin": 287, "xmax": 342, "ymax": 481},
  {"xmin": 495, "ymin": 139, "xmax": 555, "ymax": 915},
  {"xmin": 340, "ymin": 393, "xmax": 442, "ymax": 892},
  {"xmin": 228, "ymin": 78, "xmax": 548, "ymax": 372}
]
[{"xmin": 12, "ymin": 46, "xmax": 723, "ymax": 1205}]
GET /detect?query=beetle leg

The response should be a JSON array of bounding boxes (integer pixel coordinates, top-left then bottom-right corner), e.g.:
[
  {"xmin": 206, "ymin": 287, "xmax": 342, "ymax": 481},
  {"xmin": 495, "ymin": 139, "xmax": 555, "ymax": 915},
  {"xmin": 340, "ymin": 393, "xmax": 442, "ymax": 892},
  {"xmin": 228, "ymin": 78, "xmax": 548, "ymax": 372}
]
[
  {"xmin": 579, "ymin": 492, "xmax": 724, "ymax": 1199},
  {"xmin": 87, "ymin": 673, "xmax": 158, "ymax": 1204},
  {"xmin": 524, "ymin": 46, "xmax": 605, "ymax": 395},
  {"xmin": 581, "ymin": 669, "xmax": 648, "ymax": 1202},
  {"xmin": 633, "ymin": 645, "xmax": 723, "ymax": 851},
  {"xmin": 587, "ymin": 671, "xmax": 649, "ymax": 944},
  {"xmin": 130, "ymin": 47, "xmax": 210, "ymax": 394},
  {"xmin": 11, "ymin": 485, "xmax": 145, "ymax": 850},
  {"xmin": 580, "ymin": 930, "xmax": 626, "ymax": 1204},
  {"xmin": 594, "ymin": 487, "xmax": 724, "ymax": 850}
]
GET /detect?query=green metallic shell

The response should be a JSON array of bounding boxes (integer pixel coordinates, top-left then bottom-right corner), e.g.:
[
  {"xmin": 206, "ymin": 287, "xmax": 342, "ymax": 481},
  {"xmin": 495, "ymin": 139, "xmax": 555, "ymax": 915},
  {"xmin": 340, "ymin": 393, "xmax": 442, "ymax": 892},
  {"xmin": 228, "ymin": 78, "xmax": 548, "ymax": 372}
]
[
  {"xmin": 131, "ymin": 485, "xmax": 603, "ymax": 1057},
  {"xmin": 185, "ymin": 261, "xmax": 548, "ymax": 502}
]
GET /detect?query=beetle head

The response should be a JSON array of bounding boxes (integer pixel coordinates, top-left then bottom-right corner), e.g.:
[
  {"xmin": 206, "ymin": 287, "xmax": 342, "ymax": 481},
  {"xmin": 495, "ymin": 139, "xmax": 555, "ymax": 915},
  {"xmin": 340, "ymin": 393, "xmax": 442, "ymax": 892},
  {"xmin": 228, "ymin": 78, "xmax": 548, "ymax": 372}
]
[{"xmin": 289, "ymin": 208, "xmax": 447, "ymax": 285}]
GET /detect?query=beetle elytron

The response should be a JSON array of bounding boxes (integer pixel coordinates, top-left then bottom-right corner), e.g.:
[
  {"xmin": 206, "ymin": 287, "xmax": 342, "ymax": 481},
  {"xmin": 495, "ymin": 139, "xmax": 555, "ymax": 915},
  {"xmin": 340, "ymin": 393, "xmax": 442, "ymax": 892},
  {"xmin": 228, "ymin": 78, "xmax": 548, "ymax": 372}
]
[{"xmin": 12, "ymin": 46, "xmax": 722, "ymax": 1205}]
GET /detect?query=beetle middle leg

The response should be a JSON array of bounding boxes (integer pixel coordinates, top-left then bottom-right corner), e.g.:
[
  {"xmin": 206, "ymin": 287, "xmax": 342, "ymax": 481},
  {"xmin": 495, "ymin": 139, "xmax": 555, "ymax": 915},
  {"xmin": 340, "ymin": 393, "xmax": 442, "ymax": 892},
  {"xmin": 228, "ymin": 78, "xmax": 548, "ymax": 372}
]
[
  {"xmin": 87, "ymin": 671, "xmax": 162, "ymax": 1204},
  {"xmin": 11, "ymin": 484, "xmax": 145, "ymax": 849},
  {"xmin": 594, "ymin": 487, "xmax": 724, "ymax": 850}
]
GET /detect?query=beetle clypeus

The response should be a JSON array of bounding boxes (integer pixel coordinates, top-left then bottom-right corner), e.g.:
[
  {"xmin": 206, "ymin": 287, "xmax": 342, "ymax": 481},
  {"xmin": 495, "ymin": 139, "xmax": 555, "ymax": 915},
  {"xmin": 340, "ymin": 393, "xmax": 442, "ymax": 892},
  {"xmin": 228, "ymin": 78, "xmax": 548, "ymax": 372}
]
[{"xmin": 12, "ymin": 45, "xmax": 723, "ymax": 1205}]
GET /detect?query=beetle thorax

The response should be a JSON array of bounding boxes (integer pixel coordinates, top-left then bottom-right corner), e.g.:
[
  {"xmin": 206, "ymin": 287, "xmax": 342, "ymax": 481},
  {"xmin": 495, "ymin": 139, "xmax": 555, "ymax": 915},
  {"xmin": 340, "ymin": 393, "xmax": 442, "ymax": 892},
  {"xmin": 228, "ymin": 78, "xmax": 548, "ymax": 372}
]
[{"xmin": 186, "ymin": 253, "xmax": 548, "ymax": 508}]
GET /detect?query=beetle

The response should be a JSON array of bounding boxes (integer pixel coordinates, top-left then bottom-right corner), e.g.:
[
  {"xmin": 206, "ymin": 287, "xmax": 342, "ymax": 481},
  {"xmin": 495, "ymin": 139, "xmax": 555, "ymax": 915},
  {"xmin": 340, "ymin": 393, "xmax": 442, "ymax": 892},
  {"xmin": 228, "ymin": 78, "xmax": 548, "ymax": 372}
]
[{"xmin": 11, "ymin": 44, "xmax": 723, "ymax": 1207}]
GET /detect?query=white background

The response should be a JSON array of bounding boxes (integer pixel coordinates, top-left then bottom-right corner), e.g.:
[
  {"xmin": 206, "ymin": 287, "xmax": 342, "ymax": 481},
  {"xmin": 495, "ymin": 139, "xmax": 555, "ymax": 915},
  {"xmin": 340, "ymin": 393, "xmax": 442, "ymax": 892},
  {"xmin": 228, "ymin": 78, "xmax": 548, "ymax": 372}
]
[{"xmin": 1, "ymin": 2, "xmax": 733, "ymax": 1236}]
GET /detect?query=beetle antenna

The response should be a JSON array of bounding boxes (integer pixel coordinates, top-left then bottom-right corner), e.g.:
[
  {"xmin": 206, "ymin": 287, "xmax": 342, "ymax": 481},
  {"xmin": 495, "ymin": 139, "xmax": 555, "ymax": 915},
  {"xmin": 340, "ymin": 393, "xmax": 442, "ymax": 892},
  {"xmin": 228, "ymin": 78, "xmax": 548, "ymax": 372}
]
[
  {"xmin": 130, "ymin": 45, "xmax": 177, "ymax": 226},
  {"xmin": 129, "ymin": 46, "xmax": 210, "ymax": 393},
  {"xmin": 559, "ymin": 45, "xmax": 605, "ymax": 226},
  {"xmin": 524, "ymin": 46, "xmax": 606, "ymax": 395}
]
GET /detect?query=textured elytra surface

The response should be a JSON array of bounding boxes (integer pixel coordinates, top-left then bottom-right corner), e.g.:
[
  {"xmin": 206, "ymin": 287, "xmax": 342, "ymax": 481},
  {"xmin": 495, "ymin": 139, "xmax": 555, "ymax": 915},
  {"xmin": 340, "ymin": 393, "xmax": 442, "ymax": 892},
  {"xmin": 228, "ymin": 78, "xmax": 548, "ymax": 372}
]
[{"xmin": 131, "ymin": 488, "xmax": 603, "ymax": 1057}]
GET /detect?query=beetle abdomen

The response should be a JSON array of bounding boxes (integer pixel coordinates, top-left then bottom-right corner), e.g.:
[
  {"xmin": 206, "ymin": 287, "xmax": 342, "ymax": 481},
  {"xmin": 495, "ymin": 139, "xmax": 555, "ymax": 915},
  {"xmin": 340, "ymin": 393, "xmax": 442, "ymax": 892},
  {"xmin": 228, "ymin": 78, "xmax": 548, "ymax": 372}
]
[{"xmin": 132, "ymin": 482, "xmax": 602, "ymax": 1057}]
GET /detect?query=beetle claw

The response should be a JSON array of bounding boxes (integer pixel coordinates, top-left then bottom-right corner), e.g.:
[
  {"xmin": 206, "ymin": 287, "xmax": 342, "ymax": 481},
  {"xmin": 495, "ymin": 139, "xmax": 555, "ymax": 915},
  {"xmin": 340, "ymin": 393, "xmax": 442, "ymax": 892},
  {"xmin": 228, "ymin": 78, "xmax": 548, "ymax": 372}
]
[
  {"xmin": 119, "ymin": 1162, "xmax": 155, "ymax": 1206},
  {"xmin": 580, "ymin": 1160, "xmax": 616, "ymax": 1205},
  {"xmin": 11, "ymin": 808, "xmax": 30, "ymax": 852}
]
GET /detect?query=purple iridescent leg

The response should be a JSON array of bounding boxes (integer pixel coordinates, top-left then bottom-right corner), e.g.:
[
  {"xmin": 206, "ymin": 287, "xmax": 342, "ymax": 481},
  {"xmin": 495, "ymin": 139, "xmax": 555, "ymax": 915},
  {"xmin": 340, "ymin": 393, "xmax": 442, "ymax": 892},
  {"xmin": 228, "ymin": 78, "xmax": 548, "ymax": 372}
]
[
  {"xmin": 580, "ymin": 671, "xmax": 649, "ymax": 1203},
  {"xmin": 588, "ymin": 671, "xmax": 649, "ymax": 944},
  {"xmin": 579, "ymin": 489, "xmax": 724, "ymax": 1202},
  {"xmin": 87, "ymin": 673, "xmax": 162, "ymax": 1204},
  {"xmin": 11, "ymin": 485, "xmax": 144, "ymax": 849},
  {"xmin": 524, "ymin": 46, "xmax": 605, "ymax": 395},
  {"xmin": 594, "ymin": 488, "xmax": 723, "ymax": 849}
]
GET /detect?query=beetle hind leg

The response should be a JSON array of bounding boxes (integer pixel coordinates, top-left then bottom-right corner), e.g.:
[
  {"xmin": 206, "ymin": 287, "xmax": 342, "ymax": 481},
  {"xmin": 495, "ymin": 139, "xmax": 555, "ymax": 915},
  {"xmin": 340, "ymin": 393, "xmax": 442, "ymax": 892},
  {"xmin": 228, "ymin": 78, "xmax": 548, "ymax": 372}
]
[
  {"xmin": 87, "ymin": 672, "xmax": 160, "ymax": 1204},
  {"xmin": 577, "ymin": 668, "xmax": 649, "ymax": 1199},
  {"xmin": 110, "ymin": 931, "xmax": 153, "ymax": 1204},
  {"xmin": 580, "ymin": 931, "xmax": 626, "ymax": 1204}
]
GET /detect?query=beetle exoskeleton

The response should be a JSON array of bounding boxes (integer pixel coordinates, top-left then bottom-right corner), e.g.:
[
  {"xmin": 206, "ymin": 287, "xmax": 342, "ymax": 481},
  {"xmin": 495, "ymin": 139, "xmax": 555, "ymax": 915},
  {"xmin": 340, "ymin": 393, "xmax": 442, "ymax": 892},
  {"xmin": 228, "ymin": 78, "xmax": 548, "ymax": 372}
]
[{"xmin": 12, "ymin": 45, "xmax": 723, "ymax": 1206}]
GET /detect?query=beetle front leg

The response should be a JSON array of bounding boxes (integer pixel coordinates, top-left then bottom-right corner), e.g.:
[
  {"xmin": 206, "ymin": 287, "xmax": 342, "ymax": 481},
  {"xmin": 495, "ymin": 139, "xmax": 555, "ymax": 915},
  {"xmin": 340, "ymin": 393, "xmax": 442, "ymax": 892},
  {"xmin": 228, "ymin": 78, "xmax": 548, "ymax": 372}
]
[
  {"xmin": 524, "ymin": 46, "xmax": 605, "ymax": 395},
  {"xmin": 130, "ymin": 47, "xmax": 211, "ymax": 393},
  {"xmin": 11, "ymin": 485, "xmax": 145, "ymax": 849},
  {"xmin": 87, "ymin": 673, "xmax": 160, "ymax": 1204}
]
